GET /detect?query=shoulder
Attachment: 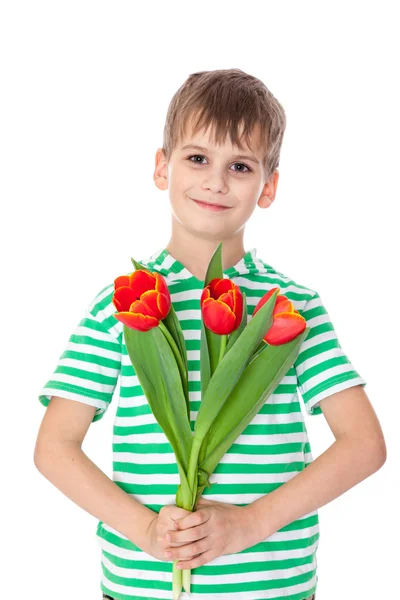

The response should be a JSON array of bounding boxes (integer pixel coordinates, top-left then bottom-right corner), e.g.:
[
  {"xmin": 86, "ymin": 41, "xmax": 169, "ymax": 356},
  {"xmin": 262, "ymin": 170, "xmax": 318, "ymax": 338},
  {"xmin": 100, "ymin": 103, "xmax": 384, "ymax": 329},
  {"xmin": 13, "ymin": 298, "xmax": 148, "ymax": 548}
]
[
  {"xmin": 89, "ymin": 257, "xmax": 152, "ymax": 340},
  {"xmin": 88, "ymin": 280, "xmax": 122, "ymax": 341},
  {"xmin": 238, "ymin": 256, "xmax": 319, "ymax": 315}
]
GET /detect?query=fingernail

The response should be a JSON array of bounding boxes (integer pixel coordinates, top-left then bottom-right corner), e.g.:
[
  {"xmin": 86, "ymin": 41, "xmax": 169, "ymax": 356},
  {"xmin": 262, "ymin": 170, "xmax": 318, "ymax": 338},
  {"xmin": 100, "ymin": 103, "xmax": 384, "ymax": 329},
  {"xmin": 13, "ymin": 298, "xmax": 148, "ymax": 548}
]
[{"xmin": 166, "ymin": 533, "xmax": 171, "ymax": 541}]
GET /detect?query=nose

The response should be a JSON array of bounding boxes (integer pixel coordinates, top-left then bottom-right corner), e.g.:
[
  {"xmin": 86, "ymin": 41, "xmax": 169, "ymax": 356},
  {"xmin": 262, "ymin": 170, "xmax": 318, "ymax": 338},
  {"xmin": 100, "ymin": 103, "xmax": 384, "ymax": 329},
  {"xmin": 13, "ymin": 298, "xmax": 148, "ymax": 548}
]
[{"xmin": 200, "ymin": 169, "xmax": 229, "ymax": 195}]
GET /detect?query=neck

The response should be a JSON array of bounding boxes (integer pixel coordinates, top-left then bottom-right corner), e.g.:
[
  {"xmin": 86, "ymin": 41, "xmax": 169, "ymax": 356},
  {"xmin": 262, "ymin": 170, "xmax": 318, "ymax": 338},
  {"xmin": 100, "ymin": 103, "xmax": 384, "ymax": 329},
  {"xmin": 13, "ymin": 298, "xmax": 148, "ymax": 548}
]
[{"xmin": 165, "ymin": 224, "xmax": 246, "ymax": 282}]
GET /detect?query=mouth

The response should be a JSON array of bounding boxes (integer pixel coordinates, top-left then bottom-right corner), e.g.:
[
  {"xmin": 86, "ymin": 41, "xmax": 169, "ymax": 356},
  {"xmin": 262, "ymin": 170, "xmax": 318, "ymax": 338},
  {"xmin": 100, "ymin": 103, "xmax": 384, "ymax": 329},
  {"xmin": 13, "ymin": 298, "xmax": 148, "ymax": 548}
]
[{"xmin": 190, "ymin": 198, "xmax": 232, "ymax": 211}]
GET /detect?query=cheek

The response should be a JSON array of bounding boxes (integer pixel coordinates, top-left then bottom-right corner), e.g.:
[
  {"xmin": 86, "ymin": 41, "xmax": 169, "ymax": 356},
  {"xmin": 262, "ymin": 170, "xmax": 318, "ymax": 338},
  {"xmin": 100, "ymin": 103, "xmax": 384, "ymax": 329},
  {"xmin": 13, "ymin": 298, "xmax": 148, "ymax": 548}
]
[{"xmin": 169, "ymin": 165, "xmax": 193, "ymax": 188}]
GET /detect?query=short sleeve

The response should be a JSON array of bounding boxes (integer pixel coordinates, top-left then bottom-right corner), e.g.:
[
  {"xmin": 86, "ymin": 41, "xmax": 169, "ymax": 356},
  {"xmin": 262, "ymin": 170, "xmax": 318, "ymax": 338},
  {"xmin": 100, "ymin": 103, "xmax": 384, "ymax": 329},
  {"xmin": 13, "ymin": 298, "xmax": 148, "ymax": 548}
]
[
  {"xmin": 294, "ymin": 291, "xmax": 367, "ymax": 416},
  {"xmin": 38, "ymin": 284, "xmax": 122, "ymax": 422}
]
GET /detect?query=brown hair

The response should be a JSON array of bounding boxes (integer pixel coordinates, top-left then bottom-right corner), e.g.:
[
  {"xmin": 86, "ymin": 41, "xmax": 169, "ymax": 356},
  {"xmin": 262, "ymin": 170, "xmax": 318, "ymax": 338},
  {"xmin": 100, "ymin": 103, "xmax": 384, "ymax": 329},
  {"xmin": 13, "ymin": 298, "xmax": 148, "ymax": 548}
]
[{"xmin": 162, "ymin": 68, "xmax": 287, "ymax": 181}]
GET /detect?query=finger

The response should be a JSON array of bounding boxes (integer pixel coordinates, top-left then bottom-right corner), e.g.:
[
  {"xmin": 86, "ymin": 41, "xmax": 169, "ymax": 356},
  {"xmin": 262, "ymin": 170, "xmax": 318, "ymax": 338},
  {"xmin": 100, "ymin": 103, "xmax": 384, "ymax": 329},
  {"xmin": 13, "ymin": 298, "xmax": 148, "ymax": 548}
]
[
  {"xmin": 175, "ymin": 508, "xmax": 208, "ymax": 530},
  {"xmin": 176, "ymin": 549, "xmax": 215, "ymax": 570},
  {"xmin": 166, "ymin": 536, "xmax": 208, "ymax": 561},
  {"xmin": 166, "ymin": 523, "xmax": 207, "ymax": 546}
]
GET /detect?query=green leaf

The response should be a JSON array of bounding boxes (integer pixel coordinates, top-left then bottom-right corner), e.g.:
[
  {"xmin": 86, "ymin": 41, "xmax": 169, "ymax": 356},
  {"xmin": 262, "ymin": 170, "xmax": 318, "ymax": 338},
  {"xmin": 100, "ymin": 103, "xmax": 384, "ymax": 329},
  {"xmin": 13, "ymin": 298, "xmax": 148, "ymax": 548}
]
[
  {"xmin": 162, "ymin": 306, "xmax": 190, "ymax": 422},
  {"xmin": 205, "ymin": 242, "xmax": 223, "ymax": 283},
  {"xmin": 200, "ymin": 317, "xmax": 211, "ymax": 400},
  {"xmin": 225, "ymin": 291, "xmax": 248, "ymax": 353},
  {"xmin": 163, "ymin": 305, "xmax": 188, "ymax": 371},
  {"xmin": 199, "ymin": 326, "xmax": 310, "ymax": 477},
  {"xmin": 203, "ymin": 243, "xmax": 223, "ymax": 376},
  {"xmin": 123, "ymin": 324, "xmax": 193, "ymax": 488},
  {"xmin": 250, "ymin": 339, "xmax": 268, "ymax": 362},
  {"xmin": 194, "ymin": 287, "xmax": 280, "ymax": 440},
  {"xmin": 186, "ymin": 288, "xmax": 280, "ymax": 494},
  {"xmin": 130, "ymin": 257, "xmax": 149, "ymax": 272}
]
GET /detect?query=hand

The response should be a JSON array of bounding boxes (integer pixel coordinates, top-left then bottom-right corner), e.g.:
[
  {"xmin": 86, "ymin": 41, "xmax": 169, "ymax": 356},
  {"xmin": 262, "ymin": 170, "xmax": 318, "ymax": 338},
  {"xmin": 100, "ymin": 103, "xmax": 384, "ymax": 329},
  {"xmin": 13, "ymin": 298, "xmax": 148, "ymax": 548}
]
[
  {"xmin": 164, "ymin": 496, "xmax": 256, "ymax": 569},
  {"xmin": 144, "ymin": 504, "xmax": 199, "ymax": 562}
]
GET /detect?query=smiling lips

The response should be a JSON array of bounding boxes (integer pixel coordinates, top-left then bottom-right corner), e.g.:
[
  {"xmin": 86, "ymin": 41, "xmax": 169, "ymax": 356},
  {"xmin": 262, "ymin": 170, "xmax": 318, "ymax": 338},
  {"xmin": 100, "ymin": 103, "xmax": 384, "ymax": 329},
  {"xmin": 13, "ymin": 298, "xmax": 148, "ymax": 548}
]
[{"xmin": 191, "ymin": 198, "xmax": 231, "ymax": 211}]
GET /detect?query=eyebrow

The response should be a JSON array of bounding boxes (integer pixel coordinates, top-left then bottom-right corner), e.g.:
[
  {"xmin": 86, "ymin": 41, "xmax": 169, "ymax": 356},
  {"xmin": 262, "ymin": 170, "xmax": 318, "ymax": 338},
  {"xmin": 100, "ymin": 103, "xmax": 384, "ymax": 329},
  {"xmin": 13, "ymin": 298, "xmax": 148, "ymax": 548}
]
[{"xmin": 181, "ymin": 144, "xmax": 260, "ymax": 165}]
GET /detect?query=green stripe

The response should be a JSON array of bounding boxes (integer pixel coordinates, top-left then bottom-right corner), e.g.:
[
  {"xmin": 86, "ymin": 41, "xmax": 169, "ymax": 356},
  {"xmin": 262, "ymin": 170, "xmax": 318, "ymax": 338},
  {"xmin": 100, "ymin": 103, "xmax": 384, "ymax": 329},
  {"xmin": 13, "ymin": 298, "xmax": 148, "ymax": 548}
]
[
  {"xmin": 40, "ymin": 381, "xmax": 111, "ymax": 402},
  {"xmin": 114, "ymin": 481, "xmax": 308, "ymax": 495},
  {"xmin": 98, "ymin": 521, "xmax": 318, "ymax": 552},
  {"xmin": 100, "ymin": 554, "xmax": 316, "ymax": 593},
  {"xmin": 302, "ymin": 371, "xmax": 361, "ymax": 402},
  {"xmin": 112, "ymin": 461, "xmax": 305, "ymax": 475},
  {"xmin": 112, "ymin": 441, "xmax": 306, "ymax": 454},
  {"xmin": 112, "ymin": 421, "xmax": 305, "ymax": 436},
  {"xmin": 52, "ymin": 365, "xmax": 117, "ymax": 386}
]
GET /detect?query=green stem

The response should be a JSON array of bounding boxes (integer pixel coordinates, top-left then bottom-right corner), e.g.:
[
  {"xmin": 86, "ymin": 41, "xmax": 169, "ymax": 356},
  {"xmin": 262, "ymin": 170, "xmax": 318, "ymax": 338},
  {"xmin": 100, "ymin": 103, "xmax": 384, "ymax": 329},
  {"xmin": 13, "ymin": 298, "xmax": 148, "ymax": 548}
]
[
  {"xmin": 174, "ymin": 482, "xmax": 198, "ymax": 596},
  {"xmin": 218, "ymin": 334, "xmax": 227, "ymax": 363},
  {"xmin": 172, "ymin": 561, "xmax": 182, "ymax": 599},
  {"xmin": 159, "ymin": 321, "xmax": 188, "ymax": 390},
  {"xmin": 182, "ymin": 567, "xmax": 191, "ymax": 594}
]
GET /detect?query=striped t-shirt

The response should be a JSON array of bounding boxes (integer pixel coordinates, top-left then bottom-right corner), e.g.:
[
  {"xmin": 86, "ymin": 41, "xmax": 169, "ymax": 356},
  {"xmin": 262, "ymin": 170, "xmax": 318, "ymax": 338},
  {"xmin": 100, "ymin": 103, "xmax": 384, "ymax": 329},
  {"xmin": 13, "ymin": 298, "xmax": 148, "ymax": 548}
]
[{"xmin": 38, "ymin": 246, "xmax": 367, "ymax": 600}]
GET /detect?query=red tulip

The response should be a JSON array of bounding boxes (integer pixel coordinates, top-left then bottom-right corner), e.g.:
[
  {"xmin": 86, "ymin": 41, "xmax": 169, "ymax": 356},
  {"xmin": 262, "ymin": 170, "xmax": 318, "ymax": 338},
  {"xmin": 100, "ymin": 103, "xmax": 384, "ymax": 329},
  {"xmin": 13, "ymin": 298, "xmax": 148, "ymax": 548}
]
[
  {"xmin": 253, "ymin": 287, "xmax": 306, "ymax": 345},
  {"xmin": 200, "ymin": 278, "xmax": 243, "ymax": 335},
  {"xmin": 112, "ymin": 269, "xmax": 171, "ymax": 331}
]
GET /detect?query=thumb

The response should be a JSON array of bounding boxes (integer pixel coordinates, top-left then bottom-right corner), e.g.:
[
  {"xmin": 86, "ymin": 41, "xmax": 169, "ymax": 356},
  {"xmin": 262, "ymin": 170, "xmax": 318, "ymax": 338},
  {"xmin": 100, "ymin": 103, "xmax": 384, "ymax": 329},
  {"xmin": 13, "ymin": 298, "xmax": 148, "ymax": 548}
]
[
  {"xmin": 171, "ymin": 506, "xmax": 192, "ymax": 523},
  {"xmin": 196, "ymin": 497, "xmax": 213, "ymax": 506}
]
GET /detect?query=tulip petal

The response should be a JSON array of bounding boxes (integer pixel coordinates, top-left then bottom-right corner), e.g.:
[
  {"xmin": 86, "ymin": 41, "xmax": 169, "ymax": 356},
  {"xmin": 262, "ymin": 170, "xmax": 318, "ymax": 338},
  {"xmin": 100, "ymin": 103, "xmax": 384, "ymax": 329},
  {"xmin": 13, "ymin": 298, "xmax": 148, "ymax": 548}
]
[
  {"xmin": 201, "ymin": 279, "xmax": 243, "ymax": 335},
  {"xmin": 113, "ymin": 310, "xmax": 159, "ymax": 331},
  {"xmin": 212, "ymin": 278, "xmax": 235, "ymax": 298},
  {"xmin": 128, "ymin": 269, "xmax": 157, "ymax": 297},
  {"xmin": 114, "ymin": 275, "xmax": 130, "ymax": 290},
  {"xmin": 113, "ymin": 286, "xmax": 137, "ymax": 312},
  {"xmin": 201, "ymin": 287, "xmax": 211, "ymax": 303},
  {"xmin": 154, "ymin": 272, "xmax": 171, "ymax": 299},
  {"xmin": 202, "ymin": 297, "xmax": 236, "ymax": 335},
  {"xmin": 265, "ymin": 311, "xmax": 306, "ymax": 345},
  {"xmin": 140, "ymin": 289, "xmax": 162, "ymax": 317},
  {"xmin": 218, "ymin": 291, "xmax": 234, "ymax": 310},
  {"xmin": 253, "ymin": 287, "xmax": 281, "ymax": 316},
  {"xmin": 140, "ymin": 289, "xmax": 171, "ymax": 320},
  {"xmin": 232, "ymin": 287, "xmax": 243, "ymax": 329},
  {"xmin": 273, "ymin": 296, "xmax": 293, "ymax": 316}
]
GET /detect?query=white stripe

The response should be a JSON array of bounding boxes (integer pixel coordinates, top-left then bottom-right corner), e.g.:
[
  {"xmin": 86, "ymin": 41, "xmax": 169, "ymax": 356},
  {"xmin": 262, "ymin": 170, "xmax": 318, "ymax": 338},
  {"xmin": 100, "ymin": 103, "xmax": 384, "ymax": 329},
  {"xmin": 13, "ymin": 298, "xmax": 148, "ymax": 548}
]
[
  {"xmin": 114, "ymin": 410, "xmax": 304, "ymax": 428},
  {"xmin": 295, "ymin": 343, "xmax": 349, "ymax": 378},
  {"xmin": 304, "ymin": 377, "xmax": 366, "ymax": 410},
  {"xmin": 59, "ymin": 356, "xmax": 119, "ymax": 377},
  {"xmin": 89, "ymin": 284, "xmax": 114, "ymax": 309},
  {"xmin": 38, "ymin": 390, "xmax": 108, "ymax": 411},
  {"xmin": 113, "ymin": 469, "xmax": 309, "ymax": 486},
  {"xmin": 94, "ymin": 306, "xmax": 122, "ymax": 338},
  {"xmin": 98, "ymin": 522, "xmax": 318, "ymax": 553},
  {"xmin": 296, "ymin": 328, "xmax": 338, "ymax": 361},
  {"xmin": 112, "ymin": 432, "xmax": 307, "ymax": 445},
  {"xmin": 301, "ymin": 363, "xmax": 362, "ymax": 395},
  {"xmin": 117, "ymin": 389, "xmax": 300, "ymax": 407},
  {"xmin": 44, "ymin": 371, "xmax": 115, "ymax": 394},
  {"xmin": 111, "ymin": 451, "xmax": 306, "ymax": 465},
  {"xmin": 65, "ymin": 340, "xmax": 121, "ymax": 361},
  {"xmin": 100, "ymin": 548, "xmax": 317, "ymax": 584}
]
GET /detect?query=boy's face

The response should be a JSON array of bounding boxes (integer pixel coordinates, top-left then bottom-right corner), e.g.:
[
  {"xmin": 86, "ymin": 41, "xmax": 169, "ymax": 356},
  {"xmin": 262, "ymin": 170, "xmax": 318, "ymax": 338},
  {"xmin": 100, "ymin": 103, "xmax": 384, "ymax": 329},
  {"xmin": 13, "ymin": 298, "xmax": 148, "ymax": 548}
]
[{"xmin": 154, "ymin": 118, "xmax": 279, "ymax": 243}]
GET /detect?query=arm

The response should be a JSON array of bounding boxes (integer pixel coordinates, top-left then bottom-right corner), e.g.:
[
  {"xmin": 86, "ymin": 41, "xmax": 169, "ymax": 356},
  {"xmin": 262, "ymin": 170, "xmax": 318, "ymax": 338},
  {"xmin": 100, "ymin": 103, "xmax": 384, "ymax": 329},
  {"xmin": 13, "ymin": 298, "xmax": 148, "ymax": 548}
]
[
  {"xmin": 245, "ymin": 385, "xmax": 387, "ymax": 545},
  {"xmin": 34, "ymin": 396, "xmax": 157, "ymax": 551}
]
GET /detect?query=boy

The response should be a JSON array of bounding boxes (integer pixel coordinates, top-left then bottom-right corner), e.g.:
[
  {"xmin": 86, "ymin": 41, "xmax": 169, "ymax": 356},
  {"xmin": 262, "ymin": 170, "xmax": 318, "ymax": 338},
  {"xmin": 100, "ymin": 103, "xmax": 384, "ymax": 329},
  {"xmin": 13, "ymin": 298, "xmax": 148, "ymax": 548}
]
[{"xmin": 34, "ymin": 68, "xmax": 386, "ymax": 600}]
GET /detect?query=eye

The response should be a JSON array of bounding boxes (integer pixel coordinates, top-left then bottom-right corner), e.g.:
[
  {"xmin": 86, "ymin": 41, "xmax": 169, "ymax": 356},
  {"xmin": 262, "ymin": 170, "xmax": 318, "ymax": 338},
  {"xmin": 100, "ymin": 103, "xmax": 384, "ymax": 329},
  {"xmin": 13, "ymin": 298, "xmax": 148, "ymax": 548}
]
[
  {"xmin": 187, "ymin": 155, "xmax": 252, "ymax": 173},
  {"xmin": 231, "ymin": 162, "xmax": 251, "ymax": 173},
  {"xmin": 188, "ymin": 154, "xmax": 207, "ymax": 165}
]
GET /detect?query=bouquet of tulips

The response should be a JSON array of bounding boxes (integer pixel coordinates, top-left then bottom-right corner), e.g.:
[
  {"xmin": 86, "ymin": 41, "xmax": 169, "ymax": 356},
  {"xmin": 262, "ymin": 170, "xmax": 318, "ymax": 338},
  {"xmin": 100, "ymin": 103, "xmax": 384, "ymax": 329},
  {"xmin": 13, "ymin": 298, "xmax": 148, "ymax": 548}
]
[{"xmin": 112, "ymin": 243, "xmax": 309, "ymax": 600}]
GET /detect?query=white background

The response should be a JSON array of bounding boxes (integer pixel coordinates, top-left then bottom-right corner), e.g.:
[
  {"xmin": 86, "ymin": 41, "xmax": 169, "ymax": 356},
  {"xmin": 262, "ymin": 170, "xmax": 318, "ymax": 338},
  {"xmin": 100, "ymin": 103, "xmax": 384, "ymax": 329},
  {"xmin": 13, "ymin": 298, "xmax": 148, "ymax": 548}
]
[{"xmin": 1, "ymin": 1, "xmax": 399, "ymax": 598}]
